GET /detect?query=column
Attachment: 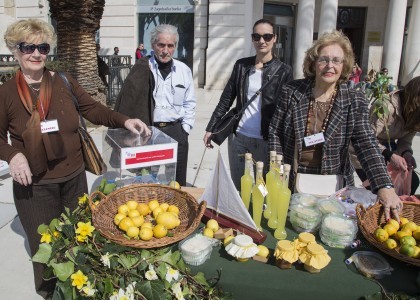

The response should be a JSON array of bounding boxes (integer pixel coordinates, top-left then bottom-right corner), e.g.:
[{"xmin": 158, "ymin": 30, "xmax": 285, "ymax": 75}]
[
  {"xmin": 318, "ymin": 0, "xmax": 338, "ymax": 36},
  {"xmin": 382, "ymin": 0, "xmax": 407, "ymax": 85},
  {"xmin": 293, "ymin": 0, "xmax": 315, "ymax": 79},
  {"xmin": 402, "ymin": 0, "xmax": 420, "ymax": 85}
]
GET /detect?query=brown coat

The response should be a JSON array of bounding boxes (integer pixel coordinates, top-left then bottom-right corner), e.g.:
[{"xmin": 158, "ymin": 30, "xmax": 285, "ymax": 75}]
[{"xmin": 0, "ymin": 71, "xmax": 128, "ymax": 183}]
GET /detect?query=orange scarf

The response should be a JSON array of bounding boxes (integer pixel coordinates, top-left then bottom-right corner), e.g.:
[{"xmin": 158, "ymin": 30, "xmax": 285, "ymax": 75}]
[{"xmin": 16, "ymin": 68, "xmax": 52, "ymax": 119}]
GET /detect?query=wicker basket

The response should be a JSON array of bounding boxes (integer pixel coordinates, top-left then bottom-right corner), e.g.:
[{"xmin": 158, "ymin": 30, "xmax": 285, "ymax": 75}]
[
  {"xmin": 89, "ymin": 184, "xmax": 206, "ymax": 249},
  {"xmin": 356, "ymin": 201, "xmax": 420, "ymax": 267}
]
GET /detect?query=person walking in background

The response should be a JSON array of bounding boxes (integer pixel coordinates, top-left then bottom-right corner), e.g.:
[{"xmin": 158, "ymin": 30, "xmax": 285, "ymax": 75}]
[
  {"xmin": 203, "ymin": 19, "xmax": 293, "ymax": 190},
  {"xmin": 348, "ymin": 62, "xmax": 362, "ymax": 88},
  {"xmin": 114, "ymin": 24, "xmax": 196, "ymax": 186},
  {"xmin": 135, "ymin": 43, "xmax": 146, "ymax": 60},
  {"xmin": 0, "ymin": 19, "xmax": 151, "ymax": 299},
  {"xmin": 96, "ymin": 43, "xmax": 109, "ymax": 87},
  {"xmin": 353, "ymin": 76, "xmax": 420, "ymax": 195},
  {"xmin": 113, "ymin": 46, "xmax": 119, "ymax": 55},
  {"xmin": 269, "ymin": 30, "xmax": 403, "ymax": 222}
]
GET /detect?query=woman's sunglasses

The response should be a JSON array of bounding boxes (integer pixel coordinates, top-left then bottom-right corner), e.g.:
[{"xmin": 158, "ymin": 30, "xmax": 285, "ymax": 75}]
[
  {"xmin": 251, "ymin": 33, "xmax": 275, "ymax": 42},
  {"xmin": 16, "ymin": 42, "xmax": 50, "ymax": 55}
]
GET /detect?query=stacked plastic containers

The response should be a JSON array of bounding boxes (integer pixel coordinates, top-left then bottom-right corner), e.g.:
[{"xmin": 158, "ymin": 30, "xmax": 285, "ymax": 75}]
[
  {"xmin": 319, "ymin": 214, "xmax": 358, "ymax": 248},
  {"xmin": 289, "ymin": 194, "xmax": 323, "ymax": 233}
]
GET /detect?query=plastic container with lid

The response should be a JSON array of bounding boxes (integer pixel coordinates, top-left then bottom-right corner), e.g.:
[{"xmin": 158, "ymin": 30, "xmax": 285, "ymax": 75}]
[
  {"xmin": 345, "ymin": 251, "xmax": 393, "ymax": 279},
  {"xmin": 299, "ymin": 243, "xmax": 331, "ymax": 273},
  {"xmin": 317, "ymin": 198, "xmax": 346, "ymax": 215},
  {"xmin": 290, "ymin": 193, "xmax": 318, "ymax": 207},
  {"xmin": 274, "ymin": 240, "xmax": 299, "ymax": 269},
  {"xmin": 179, "ymin": 234, "xmax": 219, "ymax": 266},
  {"xmin": 320, "ymin": 213, "xmax": 358, "ymax": 248},
  {"xmin": 289, "ymin": 205, "xmax": 322, "ymax": 233},
  {"xmin": 289, "ymin": 214, "xmax": 321, "ymax": 233},
  {"xmin": 319, "ymin": 231, "xmax": 354, "ymax": 248}
]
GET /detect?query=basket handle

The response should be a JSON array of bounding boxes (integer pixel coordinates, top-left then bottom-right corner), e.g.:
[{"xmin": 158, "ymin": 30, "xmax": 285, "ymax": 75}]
[
  {"xmin": 89, "ymin": 190, "xmax": 106, "ymax": 211},
  {"xmin": 197, "ymin": 201, "xmax": 207, "ymax": 218},
  {"xmin": 355, "ymin": 203, "xmax": 367, "ymax": 220}
]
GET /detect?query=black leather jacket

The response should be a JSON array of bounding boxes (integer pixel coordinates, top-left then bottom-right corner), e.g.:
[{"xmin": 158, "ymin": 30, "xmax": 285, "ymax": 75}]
[{"xmin": 206, "ymin": 56, "xmax": 293, "ymax": 140}]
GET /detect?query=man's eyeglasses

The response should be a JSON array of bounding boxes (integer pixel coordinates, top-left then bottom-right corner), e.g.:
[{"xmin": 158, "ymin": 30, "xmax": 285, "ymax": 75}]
[
  {"xmin": 16, "ymin": 42, "xmax": 50, "ymax": 55},
  {"xmin": 251, "ymin": 33, "xmax": 275, "ymax": 42},
  {"xmin": 317, "ymin": 56, "xmax": 344, "ymax": 67}
]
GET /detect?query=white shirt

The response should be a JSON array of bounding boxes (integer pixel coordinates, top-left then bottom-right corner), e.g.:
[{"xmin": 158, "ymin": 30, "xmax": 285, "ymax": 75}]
[
  {"xmin": 237, "ymin": 69, "xmax": 263, "ymax": 139},
  {"xmin": 149, "ymin": 56, "xmax": 196, "ymax": 133}
]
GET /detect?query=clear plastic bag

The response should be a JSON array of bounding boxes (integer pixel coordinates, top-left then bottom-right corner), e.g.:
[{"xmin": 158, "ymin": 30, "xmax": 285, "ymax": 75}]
[{"xmin": 387, "ymin": 164, "xmax": 412, "ymax": 196}]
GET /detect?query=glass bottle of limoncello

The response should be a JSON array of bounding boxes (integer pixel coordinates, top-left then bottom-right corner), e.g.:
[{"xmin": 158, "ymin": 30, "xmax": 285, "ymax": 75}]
[
  {"xmin": 268, "ymin": 154, "xmax": 282, "ymax": 228},
  {"xmin": 263, "ymin": 151, "xmax": 277, "ymax": 219},
  {"xmin": 240, "ymin": 153, "xmax": 253, "ymax": 210},
  {"xmin": 274, "ymin": 164, "xmax": 291, "ymax": 240},
  {"xmin": 252, "ymin": 161, "xmax": 265, "ymax": 231}
]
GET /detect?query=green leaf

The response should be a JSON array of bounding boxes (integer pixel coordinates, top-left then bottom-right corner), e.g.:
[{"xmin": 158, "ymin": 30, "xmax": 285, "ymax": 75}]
[
  {"xmin": 141, "ymin": 249, "xmax": 152, "ymax": 260},
  {"xmin": 364, "ymin": 292, "xmax": 382, "ymax": 300},
  {"xmin": 54, "ymin": 280, "xmax": 74, "ymax": 300},
  {"xmin": 49, "ymin": 218, "xmax": 60, "ymax": 233},
  {"xmin": 37, "ymin": 224, "xmax": 49, "ymax": 235},
  {"xmin": 193, "ymin": 272, "xmax": 210, "ymax": 287},
  {"xmin": 50, "ymin": 261, "xmax": 74, "ymax": 281},
  {"xmin": 117, "ymin": 254, "xmax": 140, "ymax": 269},
  {"xmin": 61, "ymin": 224, "xmax": 75, "ymax": 239},
  {"xmin": 65, "ymin": 246, "xmax": 80, "ymax": 264},
  {"xmin": 104, "ymin": 278, "xmax": 114, "ymax": 295},
  {"xmin": 176, "ymin": 257, "xmax": 186, "ymax": 272},
  {"xmin": 137, "ymin": 280, "xmax": 167, "ymax": 300},
  {"xmin": 157, "ymin": 263, "xmax": 167, "ymax": 280},
  {"xmin": 32, "ymin": 243, "xmax": 52, "ymax": 264}
]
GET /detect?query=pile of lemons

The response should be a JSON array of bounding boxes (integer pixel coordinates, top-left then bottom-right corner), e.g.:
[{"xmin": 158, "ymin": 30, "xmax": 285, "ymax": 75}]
[
  {"xmin": 374, "ymin": 217, "xmax": 420, "ymax": 258},
  {"xmin": 114, "ymin": 199, "xmax": 181, "ymax": 241}
]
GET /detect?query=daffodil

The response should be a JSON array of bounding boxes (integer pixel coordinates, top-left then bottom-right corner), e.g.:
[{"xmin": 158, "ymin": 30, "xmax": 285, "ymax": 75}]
[
  {"xmin": 126, "ymin": 282, "xmax": 136, "ymax": 299},
  {"xmin": 81, "ymin": 281, "xmax": 96, "ymax": 297},
  {"xmin": 76, "ymin": 221, "xmax": 95, "ymax": 237},
  {"xmin": 40, "ymin": 232, "xmax": 52, "ymax": 243},
  {"xmin": 76, "ymin": 234, "xmax": 88, "ymax": 243},
  {"xmin": 109, "ymin": 288, "xmax": 129, "ymax": 300},
  {"xmin": 71, "ymin": 270, "xmax": 88, "ymax": 290},
  {"xmin": 78, "ymin": 194, "xmax": 89, "ymax": 205},
  {"xmin": 53, "ymin": 230, "xmax": 60, "ymax": 238},
  {"xmin": 172, "ymin": 282, "xmax": 185, "ymax": 300},
  {"xmin": 101, "ymin": 252, "xmax": 111, "ymax": 268},
  {"xmin": 165, "ymin": 267, "xmax": 180, "ymax": 283},
  {"xmin": 145, "ymin": 264, "xmax": 158, "ymax": 280}
]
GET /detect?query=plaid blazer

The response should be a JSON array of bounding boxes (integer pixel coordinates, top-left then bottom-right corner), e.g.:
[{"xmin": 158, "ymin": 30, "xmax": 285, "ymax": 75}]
[{"xmin": 268, "ymin": 78, "xmax": 392, "ymax": 192}]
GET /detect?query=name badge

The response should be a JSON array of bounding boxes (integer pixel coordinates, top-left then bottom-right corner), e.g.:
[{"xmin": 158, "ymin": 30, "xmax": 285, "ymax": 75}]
[
  {"xmin": 304, "ymin": 132, "xmax": 325, "ymax": 147},
  {"xmin": 41, "ymin": 119, "xmax": 59, "ymax": 133}
]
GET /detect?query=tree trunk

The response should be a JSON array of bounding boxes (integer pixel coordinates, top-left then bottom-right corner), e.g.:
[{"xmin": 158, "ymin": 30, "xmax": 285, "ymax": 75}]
[{"xmin": 49, "ymin": 0, "xmax": 106, "ymax": 104}]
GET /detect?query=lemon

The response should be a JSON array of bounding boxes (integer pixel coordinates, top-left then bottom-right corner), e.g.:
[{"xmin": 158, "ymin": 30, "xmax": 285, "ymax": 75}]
[
  {"xmin": 127, "ymin": 210, "xmax": 141, "ymax": 218},
  {"xmin": 114, "ymin": 213, "xmax": 126, "ymax": 225},
  {"xmin": 402, "ymin": 221, "xmax": 418, "ymax": 233},
  {"xmin": 137, "ymin": 203, "xmax": 151, "ymax": 216},
  {"xmin": 400, "ymin": 226, "xmax": 413, "ymax": 235},
  {"xmin": 387, "ymin": 219, "xmax": 400, "ymax": 231},
  {"xmin": 152, "ymin": 207, "xmax": 163, "ymax": 218},
  {"xmin": 385, "ymin": 238, "xmax": 397, "ymax": 249},
  {"xmin": 206, "ymin": 219, "xmax": 219, "ymax": 232},
  {"xmin": 169, "ymin": 181, "xmax": 181, "ymax": 189},
  {"xmin": 223, "ymin": 236, "xmax": 234, "ymax": 247},
  {"xmin": 413, "ymin": 246, "xmax": 420, "ymax": 259},
  {"xmin": 160, "ymin": 203, "xmax": 169, "ymax": 212},
  {"xmin": 383, "ymin": 224, "xmax": 397, "ymax": 236},
  {"xmin": 119, "ymin": 217, "xmax": 134, "ymax": 232},
  {"xmin": 153, "ymin": 224, "xmax": 168, "ymax": 238},
  {"xmin": 203, "ymin": 228, "xmax": 214, "ymax": 238},
  {"xmin": 118, "ymin": 204, "xmax": 129, "ymax": 215},
  {"xmin": 394, "ymin": 230, "xmax": 411, "ymax": 241},
  {"xmin": 237, "ymin": 258, "xmax": 249, "ymax": 262},
  {"xmin": 167, "ymin": 205, "xmax": 179, "ymax": 215},
  {"xmin": 148, "ymin": 200, "xmax": 160, "ymax": 211},
  {"xmin": 156, "ymin": 212, "xmax": 180, "ymax": 229},
  {"xmin": 400, "ymin": 217, "xmax": 409, "ymax": 226},
  {"xmin": 141, "ymin": 222, "xmax": 153, "ymax": 230},
  {"xmin": 131, "ymin": 215, "xmax": 145, "ymax": 227},
  {"xmin": 413, "ymin": 230, "xmax": 420, "ymax": 241},
  {"xmin": 126, "ymin": 226, "xmax": 140, "ymax": 238},
  {"xmin": 126, "ymin": 200, "xmax": 138, "ymax": 210},
  {"xmin": 400, "ymin": 236, "xmax": 417, "ymax": 247},
  {"xmin": 257, "ymin": 245, "xmax": 270, "ymax": 258},
  {"xmin": 139, "ymin": 227, "xmax": 153, "ymax": 241},
  {"xmin": 374, "ymin": 228, "xmax": 389, "ymax": 242}
]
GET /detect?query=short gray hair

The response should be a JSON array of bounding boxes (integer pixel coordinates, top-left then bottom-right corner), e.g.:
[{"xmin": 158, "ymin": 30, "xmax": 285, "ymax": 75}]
[{"xmin": 150, "ymin": 24, "xmax": 179, "ymax": 47}]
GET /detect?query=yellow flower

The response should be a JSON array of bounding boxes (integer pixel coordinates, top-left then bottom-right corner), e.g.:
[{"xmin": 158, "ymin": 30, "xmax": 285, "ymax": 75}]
[
  {"xmin": 76, "ymin": 221, "xmax": 95, "ymax": 237},
  {"xmin": 71, "ymin": 270, "xmax": 88, "ymax": 290},
  {"xmin": 78, "ymin": 194, "xmax": 89, "ymax": 205},
  {"xmin": 40, "ymin": 233, "xmax": 52, "ymax": 244},
  {"xmin": 53, "ymin": 231, "xmax": 60, "ymax": 238},
  {"xmin": 77, "ymin": 234, "xmax": 88, "ymax": 243}
]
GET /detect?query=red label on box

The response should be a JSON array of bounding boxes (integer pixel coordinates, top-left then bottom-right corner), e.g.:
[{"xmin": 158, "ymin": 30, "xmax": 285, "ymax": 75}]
[{"xmin": 125, "ymin": 149, "xmax": 174, "ymax": 165}]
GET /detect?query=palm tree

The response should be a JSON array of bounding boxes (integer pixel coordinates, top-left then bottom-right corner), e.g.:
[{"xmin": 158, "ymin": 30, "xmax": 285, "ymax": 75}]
[{"xmin": 49, "ymin": 0, "xmax": 106, "ymax": 104}]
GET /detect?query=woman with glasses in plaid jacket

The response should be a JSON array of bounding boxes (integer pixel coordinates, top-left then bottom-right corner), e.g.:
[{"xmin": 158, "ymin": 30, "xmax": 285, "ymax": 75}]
[{"xmin": 269, "ymin": 30, "xmax": 402, "ymax": 222}]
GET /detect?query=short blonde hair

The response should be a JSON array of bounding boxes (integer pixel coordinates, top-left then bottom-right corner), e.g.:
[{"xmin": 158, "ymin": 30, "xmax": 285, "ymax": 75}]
[
  {"xmin": 303, "ymin": 30, "xmax": 354, "ymax": 84},
  {"xmin": 4, "ymin": 19, "xmax": 57, "ymax": 53}
]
